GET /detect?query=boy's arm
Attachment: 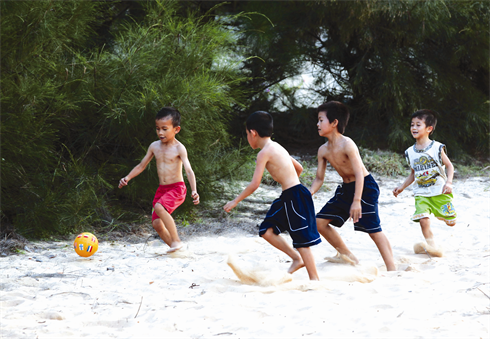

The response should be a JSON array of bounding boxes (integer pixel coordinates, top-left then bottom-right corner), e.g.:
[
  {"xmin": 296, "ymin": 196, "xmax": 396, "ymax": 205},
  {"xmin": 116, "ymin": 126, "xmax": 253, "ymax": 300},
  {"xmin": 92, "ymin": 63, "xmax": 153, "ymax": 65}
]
[
  {"xmin": 224, "ymin": 151, "xmax": 268, "ymax": 212},
  {"xmin": 291, "ymin": 157, "xmax": 303, "ymax": 177},
  {"xmin": 441, "ymin": 149, "xmax": 454, "ymax": 194},
  {"xmin": 310, "ymin": 147, "xmax": 327, "ymax": 195},
  {"xmin": 393, "ymin": 169, "xmax": 415, "ymax": 197},
  {"xmin": 179, "ymin": 144, "xmax": 199, "ymax": 205},
  {"xmin": 346, "ymin": 141, "xmax": 364, "ymax": 223},
  {"xmin": 118, "ymin": 145, "xmax": 154, "ymax": 188}
]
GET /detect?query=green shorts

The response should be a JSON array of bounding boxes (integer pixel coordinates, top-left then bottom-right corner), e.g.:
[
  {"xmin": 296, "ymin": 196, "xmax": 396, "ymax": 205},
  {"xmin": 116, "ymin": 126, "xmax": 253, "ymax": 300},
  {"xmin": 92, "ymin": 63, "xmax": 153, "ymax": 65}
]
[{"xmin": 412, "ymin": 194, "xmax": 457, "ymax": 226}]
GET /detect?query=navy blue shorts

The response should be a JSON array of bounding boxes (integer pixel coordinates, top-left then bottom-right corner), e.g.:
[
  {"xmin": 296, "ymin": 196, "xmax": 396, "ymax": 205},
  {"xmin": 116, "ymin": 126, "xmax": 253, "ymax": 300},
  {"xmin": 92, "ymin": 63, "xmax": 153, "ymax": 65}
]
[
  {"xmin": 259, "ymin": 184, "xmax": 322, "ymax": 248},
  {"xmin": 316, "ymin": 174, "xmax": 382, "ymax": 234}
]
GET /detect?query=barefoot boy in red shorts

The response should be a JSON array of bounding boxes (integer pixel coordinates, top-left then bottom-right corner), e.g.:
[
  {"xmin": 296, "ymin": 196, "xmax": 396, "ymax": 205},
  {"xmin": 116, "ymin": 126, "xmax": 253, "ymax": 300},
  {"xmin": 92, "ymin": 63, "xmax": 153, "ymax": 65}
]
[{"xmin": 119, "ymin": 107, "xmax": 199, "ymax": 253}]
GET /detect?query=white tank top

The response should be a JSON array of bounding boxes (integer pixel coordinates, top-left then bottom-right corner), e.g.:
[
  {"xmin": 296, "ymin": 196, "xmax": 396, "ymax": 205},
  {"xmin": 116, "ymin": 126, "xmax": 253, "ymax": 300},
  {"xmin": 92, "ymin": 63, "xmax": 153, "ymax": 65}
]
[{"xmin": 405, "ymin": 140, "xmax": 447, "ymax": 197}]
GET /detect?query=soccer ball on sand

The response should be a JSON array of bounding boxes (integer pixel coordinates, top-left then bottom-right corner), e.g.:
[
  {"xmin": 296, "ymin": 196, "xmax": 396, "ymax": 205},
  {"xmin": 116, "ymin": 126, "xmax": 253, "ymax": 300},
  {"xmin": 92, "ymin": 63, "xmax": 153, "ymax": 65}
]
[{"xmin": 73, "ymin": 232, "xmax": 99, "ymax": 257}]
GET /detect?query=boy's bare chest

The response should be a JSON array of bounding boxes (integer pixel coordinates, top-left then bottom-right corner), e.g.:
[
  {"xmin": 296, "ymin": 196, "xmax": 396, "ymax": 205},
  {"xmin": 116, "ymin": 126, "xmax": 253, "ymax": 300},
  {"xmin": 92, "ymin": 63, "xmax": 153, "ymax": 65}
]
[
  {"xmin": 154, "ymin": 146, "xmax": 181, "ymax": 165},
  {"xmin": 325, "ymin": 147, "xmax": 350, "ymax": 170}
]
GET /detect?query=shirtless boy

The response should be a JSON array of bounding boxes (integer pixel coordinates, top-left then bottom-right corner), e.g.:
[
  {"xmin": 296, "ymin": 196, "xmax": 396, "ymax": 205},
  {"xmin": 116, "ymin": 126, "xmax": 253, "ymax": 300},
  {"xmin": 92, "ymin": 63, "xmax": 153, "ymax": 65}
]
[
  {"xmin": 310, "ymin": 101, "xmax": 396, "ymax": 271},
  {"xmin": 119, "ymin": 107, "xmax": 199, "ymax": 253},
  {"xmin": 224, "ymin": 111, "xmax": 321, "ymax": 280}
]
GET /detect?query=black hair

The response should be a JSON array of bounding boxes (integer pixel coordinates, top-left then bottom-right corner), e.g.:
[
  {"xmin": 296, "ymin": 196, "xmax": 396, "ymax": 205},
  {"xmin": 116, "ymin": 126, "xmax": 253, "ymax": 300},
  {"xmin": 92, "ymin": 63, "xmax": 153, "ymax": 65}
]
[
  {"xmin": 246, "ymin": 111, "xmax": 273, "ymax": 137},
  {"xmin": 411, "ymin": 109, "xmax": 437, "ymax": 135},
  {"xmin": 317, "ymin": 101, "xmax": 350, "ymax": 134},
  {"xmin": 155, "ymin": 107, "xmax": 181, "ymax": 127}
]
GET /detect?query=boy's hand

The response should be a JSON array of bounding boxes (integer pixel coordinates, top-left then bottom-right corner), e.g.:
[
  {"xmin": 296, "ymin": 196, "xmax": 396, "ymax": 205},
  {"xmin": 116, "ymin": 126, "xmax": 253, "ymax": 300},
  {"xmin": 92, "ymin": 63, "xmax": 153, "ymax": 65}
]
[
  {"xmin": 118, "ymin": 177, "xmax": 129, "ymax": 189},
  {"xmin": 349, "ymin": 200, "xmax": 362, "ymax": 223},
  {"xmin": 223, "ymin": 200, "xmax": 238, "ymax": 213},
  {"xmin": 191, "ymin": 191, "xmax": 200, "ymax": 205},
  {"xmin": 393, "ymin": 186, "xmax": 403, "ymax": 197},
  {"xmin": 443, "ymin": 183, "xmax": 453, "ymax": 194}
]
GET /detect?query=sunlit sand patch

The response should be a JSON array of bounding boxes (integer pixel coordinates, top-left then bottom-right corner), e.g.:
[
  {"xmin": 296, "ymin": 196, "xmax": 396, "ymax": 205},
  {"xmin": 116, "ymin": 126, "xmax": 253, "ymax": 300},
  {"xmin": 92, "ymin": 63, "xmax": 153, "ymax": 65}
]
[
  {"xmin": 396, "ymin": 257, "xmax": 421, "ymax": 272},
  {"xmin": 397, "ymin": 257, "xmax": 412, "ymax": 264},
  {"xmin": 226, "ymin": 255, "xmax": 293, "ymax": 286},
  {"xmin": 395, "ymin": 259, "xmax": 420, "ymax": 272},
  {"xmin": 322, "ymin": 263, "xmax": 379, "ymax": 283},
  {"xmin": 359, "ymin": 264, "xmax": 379, "ymax": 276},
  {"xmin": 404, "ymin": 265, "xmax": 420, "ymax": 272},
  {"xmin": 167, "ymin": 246, "xmax": 194, "ymax": 259},
  {"xmin": 324, "ymin": 251, "xmax": 357, "ymax": 266},
  {"xmin": 414, "ymin": 242, "xmax": 444, "ymax": 257},
  {"xmin": 36, "ymin": 311, "xmax": 65, "ymax": 321},
  {"xmin": 167, "ymin": 243, "xmax": 184, "ymax": 254}
]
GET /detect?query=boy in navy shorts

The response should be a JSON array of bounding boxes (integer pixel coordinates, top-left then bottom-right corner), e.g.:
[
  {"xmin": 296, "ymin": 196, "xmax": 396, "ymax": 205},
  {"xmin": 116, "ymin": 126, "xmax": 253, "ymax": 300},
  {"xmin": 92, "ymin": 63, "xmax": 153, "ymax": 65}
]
[
  {"xmin": 310, "ymin": 101, "xmax": 396, "ymax": 271},
  {"xmin": 224, "ymin": 111, "xmax": 321, "ymax": 280}
]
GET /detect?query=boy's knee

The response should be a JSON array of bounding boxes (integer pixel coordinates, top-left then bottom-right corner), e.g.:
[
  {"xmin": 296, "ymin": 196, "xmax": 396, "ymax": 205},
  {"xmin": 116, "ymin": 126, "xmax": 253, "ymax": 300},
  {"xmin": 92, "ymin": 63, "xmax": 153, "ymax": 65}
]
[
  {"xmin": 368, "ymin": 231, "xmax": 382, "ymax": 239},
  {"xmin": 316, "ymin": 218, "xmax": 331, "ymax": 228},
  {"xmin": 446, "ymin": 220, "xmax": 456, "ymax": 227},
  {"xmin": 261, "ymin": 228, "xmax": 275, "ymax": 240},
  {"xmin": 154, "ymin": 203, "xmax": 169, "ymax": 215},
  {"xmin": 152, "ymin": 218, "xmax": 164, "ymax": 230},
  {"xmin": 297, "ymin": 246, "xmax": 312, "ymax": 254}
]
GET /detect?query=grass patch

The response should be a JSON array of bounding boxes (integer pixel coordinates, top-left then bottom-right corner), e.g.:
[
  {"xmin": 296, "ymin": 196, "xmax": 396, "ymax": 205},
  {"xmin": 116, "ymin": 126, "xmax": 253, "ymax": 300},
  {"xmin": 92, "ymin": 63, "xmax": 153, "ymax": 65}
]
[
  {"xmin": 453, "ymin": 161, "xmax": 490, "ymax": 179},
  {"xmin": 299, "ymin": 160, "xmax": 317, "ymax": 187},
  {"xmin": 359, "ymin": 148, "xmax": 409, "ymax": 177}
]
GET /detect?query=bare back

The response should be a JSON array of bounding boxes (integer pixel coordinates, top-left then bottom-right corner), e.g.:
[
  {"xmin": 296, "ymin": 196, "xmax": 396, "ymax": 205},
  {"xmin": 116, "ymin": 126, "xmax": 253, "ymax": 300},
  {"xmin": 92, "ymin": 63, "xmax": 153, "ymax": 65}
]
[
  {"xmin": 260, "ymin": 141, "xmax": 300, "ymax": 190},
  {"xmin": 319, "ymin": 135, "xmax": 368, "ymax": 183},
  {"xmin": 150, "ymin": 139, "xmax": 185, "ymax": 185}
]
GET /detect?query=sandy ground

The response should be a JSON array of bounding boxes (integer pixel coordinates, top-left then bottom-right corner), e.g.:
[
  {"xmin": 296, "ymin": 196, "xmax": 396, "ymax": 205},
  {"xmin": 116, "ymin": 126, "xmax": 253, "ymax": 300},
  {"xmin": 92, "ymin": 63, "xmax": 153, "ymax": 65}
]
[{"xmin": 1, "ymin": 172, "xmax": 489, "ymax": 338}]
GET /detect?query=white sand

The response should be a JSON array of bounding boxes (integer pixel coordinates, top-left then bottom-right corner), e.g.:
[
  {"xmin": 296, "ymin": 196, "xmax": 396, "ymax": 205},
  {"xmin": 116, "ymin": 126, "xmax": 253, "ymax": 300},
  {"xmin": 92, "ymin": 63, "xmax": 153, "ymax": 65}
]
[{"xmin": 1, "ymin": 174, "xmax": 489, "ymax": 338}]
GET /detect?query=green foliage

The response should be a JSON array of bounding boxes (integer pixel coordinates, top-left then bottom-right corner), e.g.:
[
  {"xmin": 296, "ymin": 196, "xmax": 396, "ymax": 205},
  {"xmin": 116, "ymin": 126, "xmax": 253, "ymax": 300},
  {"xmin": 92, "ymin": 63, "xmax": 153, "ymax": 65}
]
[
  {"xmin": 453, "ymin": 161, "xmax": 490, "ymax": 179},
  {"xmin": 2, "ymin": 0, "xmax": 488, "ymax": 239},
  {"xmin": 359, "ymin": 148, "xmax": 409, "ymax": 177},
  {"xmin": 220, "ymin": 0, "xmax": 489, "ymax": 157},
  {"xmin": 1, "ymin": 1, "xmax": 110, "ymax": 237},
  {"xmin": 1, "ymin": 1, "xmax": 247, "ymax": 238}
]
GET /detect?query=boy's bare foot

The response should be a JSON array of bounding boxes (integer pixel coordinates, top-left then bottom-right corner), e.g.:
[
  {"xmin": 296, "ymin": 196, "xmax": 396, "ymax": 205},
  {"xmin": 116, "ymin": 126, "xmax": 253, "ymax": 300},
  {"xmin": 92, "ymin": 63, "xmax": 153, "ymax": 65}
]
[
  {"xmin": 167, "ymin": 242, "xmax": 184, "ymax": 253},
  {"xmin": 325, "ymin": 251, "xmax": 359, "ymax": 266},
  {"xmin": 288, "ymin": 258, "xmax": 305, "ymax": 274}
]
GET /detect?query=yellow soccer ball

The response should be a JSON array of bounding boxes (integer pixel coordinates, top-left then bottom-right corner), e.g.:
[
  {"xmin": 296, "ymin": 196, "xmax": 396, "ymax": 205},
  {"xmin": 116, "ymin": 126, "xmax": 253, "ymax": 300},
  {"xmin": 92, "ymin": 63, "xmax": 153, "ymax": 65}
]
[{"xmin": 73, "ymin": 232, "xmax": 99, "ymax": 257}]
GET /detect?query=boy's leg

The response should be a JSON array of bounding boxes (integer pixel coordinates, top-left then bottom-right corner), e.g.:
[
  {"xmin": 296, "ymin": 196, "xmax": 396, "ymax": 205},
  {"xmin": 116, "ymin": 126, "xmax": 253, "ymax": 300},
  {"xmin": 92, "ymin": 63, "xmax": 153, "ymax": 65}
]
[
  {"xmin": 317, "ymin": 218, "xmax": 359, "ymax": 264},
  {"xmin": 154, "ymin": 203, "xmax": 183, "ymax": 251},
  {"xmin": 261, "ymin": 228, "xmax": 304, "ymax": 274},
  {"xmin": 419, "ymin": 217, "xmax": 436, "ymax": 246},
  {"xmin": 368, "ymin": 232, "xmax": 396, "ymax": 271},
  {"xmin": 414, "ymin": 217, "xmax": 443, "ymax": 257},
  {"xmin": 152, "ymin": 218, "xmax": 172, "ymax": 247},
  {"xmin": 296, "ymin": 247, "xmax": 319, "ymax": 281}
]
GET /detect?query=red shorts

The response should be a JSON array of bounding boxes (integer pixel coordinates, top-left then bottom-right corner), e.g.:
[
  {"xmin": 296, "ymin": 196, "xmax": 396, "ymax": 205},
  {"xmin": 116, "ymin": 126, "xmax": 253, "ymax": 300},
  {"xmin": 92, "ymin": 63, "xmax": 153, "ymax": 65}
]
[{"xmin": 152, "ymin": 182, "xmax": 187, "ymax": 221}]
